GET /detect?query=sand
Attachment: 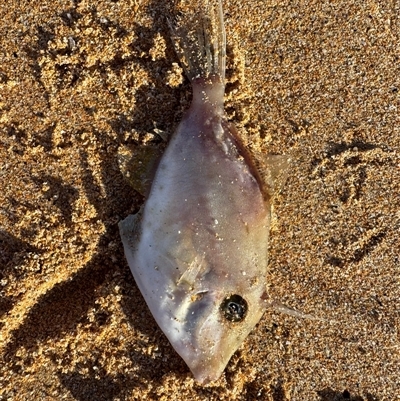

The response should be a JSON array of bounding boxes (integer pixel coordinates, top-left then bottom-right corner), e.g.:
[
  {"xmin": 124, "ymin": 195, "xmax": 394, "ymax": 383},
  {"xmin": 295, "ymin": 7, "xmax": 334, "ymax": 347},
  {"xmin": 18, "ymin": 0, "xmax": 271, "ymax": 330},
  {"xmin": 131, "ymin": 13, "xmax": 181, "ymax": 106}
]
[{"xmin": 0, "ymin": 0, "xmax": 399, "ymax": 400}]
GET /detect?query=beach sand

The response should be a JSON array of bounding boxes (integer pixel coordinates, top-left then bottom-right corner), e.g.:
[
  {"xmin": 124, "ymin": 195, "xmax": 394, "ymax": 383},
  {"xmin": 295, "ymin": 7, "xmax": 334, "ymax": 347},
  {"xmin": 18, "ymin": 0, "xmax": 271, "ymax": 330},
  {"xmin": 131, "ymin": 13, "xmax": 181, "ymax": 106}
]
[{"xmin": 1, "ymin": 0, "xmax": 399, "ymax": 400}]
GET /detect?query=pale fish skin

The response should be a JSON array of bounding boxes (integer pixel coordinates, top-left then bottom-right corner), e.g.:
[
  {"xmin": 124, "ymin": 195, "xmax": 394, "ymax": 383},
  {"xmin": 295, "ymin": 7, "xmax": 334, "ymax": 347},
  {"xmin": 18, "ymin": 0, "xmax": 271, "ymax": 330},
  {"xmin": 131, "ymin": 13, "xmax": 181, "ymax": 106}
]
[{"xmin": 119, "ymin": 0, "xmax": 286, "ymax": 384}]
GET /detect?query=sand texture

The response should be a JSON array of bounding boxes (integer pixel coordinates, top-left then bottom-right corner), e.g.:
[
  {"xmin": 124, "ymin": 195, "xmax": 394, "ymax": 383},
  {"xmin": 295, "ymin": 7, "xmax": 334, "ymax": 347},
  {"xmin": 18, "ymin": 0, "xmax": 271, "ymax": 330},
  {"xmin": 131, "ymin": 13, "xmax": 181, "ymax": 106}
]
[{"xmin": 1, "ymin": 0, "xmax": 399, "ymax": 400}]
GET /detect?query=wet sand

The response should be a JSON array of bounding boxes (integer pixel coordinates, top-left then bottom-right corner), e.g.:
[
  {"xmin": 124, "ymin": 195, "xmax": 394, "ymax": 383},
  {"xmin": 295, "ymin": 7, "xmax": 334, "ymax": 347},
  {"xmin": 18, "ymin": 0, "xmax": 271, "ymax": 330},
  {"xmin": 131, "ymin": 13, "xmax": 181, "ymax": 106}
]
[{"xmin": 1, "ymin": 0, "xmax": 399, "ymax": 400}]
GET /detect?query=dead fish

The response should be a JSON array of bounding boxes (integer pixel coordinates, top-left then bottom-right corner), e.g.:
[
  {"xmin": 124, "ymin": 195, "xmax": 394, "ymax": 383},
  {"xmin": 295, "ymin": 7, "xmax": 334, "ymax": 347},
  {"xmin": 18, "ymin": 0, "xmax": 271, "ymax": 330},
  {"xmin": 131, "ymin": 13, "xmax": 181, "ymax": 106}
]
[{"xmin": 119, "ymin": 0, "xmax": 288, "ymax": 384}]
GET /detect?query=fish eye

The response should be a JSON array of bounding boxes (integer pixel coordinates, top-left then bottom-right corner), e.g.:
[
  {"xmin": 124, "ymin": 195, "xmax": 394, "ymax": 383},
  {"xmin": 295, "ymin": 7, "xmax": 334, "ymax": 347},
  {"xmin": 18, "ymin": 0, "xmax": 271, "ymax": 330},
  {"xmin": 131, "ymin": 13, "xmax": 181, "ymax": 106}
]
[{"xmin": 220, "ymin": 294, "xmax": 248, "ymax": 322}]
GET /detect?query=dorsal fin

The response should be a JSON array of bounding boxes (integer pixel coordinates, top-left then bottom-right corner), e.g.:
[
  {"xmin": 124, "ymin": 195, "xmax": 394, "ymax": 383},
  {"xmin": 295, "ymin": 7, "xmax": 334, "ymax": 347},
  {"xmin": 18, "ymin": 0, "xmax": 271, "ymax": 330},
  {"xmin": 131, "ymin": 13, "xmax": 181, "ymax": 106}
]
[
  {"xmin": 222, "ymin": 121, "xmax": 290, "ymax": 200},
  {"xmin": 262, "ymin": 301, "xmax": 337, "ymax": 324},
  {"xmin": 252, "ymin": 152, "xmax": 291, "ymax": 195}
]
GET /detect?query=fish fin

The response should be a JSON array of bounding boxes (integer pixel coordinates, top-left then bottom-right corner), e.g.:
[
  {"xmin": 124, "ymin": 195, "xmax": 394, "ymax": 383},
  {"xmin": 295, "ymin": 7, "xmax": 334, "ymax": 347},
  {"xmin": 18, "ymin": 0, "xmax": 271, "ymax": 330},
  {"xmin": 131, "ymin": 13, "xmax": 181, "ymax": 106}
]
[
  {"xmin": 118, "ymin": 208, "xmax": 143, "ymax": 249},
  {"xmin": 168, "ymin": 0, "xmax": 226, "ymax": 82},
  {"xmin": 176, "ymin": 253, "xmax": 207, "ymax": 288},
  {"xmin": 253, "ymin": 152, "xmax": 291, "ymax": 196},
  {"xmin": 267, "ymin": 301, "xmax": 338, "ymax": 324},
  {"xmin": 117, "ymin": 144, "xmax": 163, "ymax": 196},
  {"xmin": 221, "ymin": 122, "xmax": 289, "ymax": 200}
]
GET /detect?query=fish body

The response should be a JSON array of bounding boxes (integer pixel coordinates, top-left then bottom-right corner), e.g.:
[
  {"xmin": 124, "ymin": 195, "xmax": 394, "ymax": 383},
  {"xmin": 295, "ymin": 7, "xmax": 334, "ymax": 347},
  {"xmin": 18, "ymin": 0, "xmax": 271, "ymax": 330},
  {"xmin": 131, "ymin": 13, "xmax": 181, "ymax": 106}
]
[{"xmin": 119, "ymin": 0, "xmax": 283, "ymax": 383}]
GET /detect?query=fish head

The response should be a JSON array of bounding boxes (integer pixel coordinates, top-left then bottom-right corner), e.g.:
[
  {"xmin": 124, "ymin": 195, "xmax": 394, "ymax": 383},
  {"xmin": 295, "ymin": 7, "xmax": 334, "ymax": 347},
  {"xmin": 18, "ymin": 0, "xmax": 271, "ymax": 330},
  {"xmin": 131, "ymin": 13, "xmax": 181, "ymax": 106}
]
[{"xmin": 166, "ymin": 271, "xmax": 267, "ymax": 384}]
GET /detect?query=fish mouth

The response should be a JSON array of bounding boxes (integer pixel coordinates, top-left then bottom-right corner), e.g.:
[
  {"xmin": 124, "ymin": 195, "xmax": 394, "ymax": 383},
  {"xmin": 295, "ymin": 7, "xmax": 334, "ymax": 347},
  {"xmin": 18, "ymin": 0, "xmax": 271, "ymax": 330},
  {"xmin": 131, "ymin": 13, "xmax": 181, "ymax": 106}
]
[
  {"xmin": 180, "ymin": 297, "xmax": 233, "ymax": 384},
  {"xmin": 190, "ymin": 361, "xmax": 226, "ymax": 385},
  {"xmin": 168, "ymin": 326, "xmax": 229, "ymax": 384},
  {"xmin": 165, "ymin": 288, "xmax": 263, "ymax": 384}
]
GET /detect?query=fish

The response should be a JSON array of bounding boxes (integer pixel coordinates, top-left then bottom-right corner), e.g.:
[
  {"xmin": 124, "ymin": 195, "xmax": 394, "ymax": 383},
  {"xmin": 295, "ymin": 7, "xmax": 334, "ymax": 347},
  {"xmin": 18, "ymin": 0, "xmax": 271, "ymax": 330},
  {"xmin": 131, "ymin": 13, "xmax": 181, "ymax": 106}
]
[{"xmin": 119, "ymin": 0, "xmax": 288, "ymax": 384}]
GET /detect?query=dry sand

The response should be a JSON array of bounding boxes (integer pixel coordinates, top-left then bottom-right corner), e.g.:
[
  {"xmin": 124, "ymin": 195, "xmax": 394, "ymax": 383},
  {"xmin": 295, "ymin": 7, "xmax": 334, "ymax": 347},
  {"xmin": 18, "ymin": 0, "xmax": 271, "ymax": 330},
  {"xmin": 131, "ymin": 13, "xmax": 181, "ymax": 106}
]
[{"xmin": 1, "ymin": 0, "xmax": 399, "ymax": 400}]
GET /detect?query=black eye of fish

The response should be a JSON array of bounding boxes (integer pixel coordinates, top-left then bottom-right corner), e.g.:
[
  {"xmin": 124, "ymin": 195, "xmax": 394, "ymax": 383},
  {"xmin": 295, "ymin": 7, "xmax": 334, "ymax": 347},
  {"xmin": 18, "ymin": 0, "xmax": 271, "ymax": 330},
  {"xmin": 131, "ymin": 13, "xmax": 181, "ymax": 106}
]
[{"xmin": 221, "ymin": 294, "xmax": 248, "ymax": 322}]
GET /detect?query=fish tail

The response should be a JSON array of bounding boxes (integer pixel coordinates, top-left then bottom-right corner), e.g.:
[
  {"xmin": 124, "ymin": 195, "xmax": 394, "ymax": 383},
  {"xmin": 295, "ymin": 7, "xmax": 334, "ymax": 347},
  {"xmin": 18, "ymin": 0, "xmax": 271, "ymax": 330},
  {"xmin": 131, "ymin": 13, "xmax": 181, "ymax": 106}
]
[{"xmin": 169, "ymin": 0, "xmax": 226, "ymax": 83}]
